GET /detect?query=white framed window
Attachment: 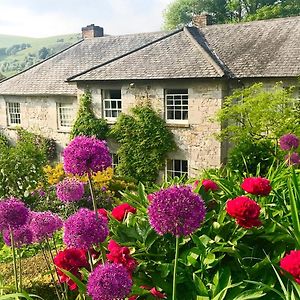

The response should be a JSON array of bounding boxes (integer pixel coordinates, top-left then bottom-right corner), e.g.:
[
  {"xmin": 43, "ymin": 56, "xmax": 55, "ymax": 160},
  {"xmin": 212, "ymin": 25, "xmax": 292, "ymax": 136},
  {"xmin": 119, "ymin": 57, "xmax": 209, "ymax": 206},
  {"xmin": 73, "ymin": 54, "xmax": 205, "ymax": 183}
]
[
  {"xmin": 7, "ymin": 102, "xmax": 21, "ymax": 125},
  {"xmin": 166, "ymin": 159, "xmax": 188, "ymax": 179},
  {"xmin": 165, "ymin": 89, "xmax": 188, "ymax": 123},
  {"xmin": 111, "ymin": 153, "xmax": 120, "ymax": 170},
  {"xmin": 57, "ymin": 103, "xmax": 73, "ymax": 129},
  {"xmin": 103, "ymin": 90, "xmax": 122, "ymax": 121}
]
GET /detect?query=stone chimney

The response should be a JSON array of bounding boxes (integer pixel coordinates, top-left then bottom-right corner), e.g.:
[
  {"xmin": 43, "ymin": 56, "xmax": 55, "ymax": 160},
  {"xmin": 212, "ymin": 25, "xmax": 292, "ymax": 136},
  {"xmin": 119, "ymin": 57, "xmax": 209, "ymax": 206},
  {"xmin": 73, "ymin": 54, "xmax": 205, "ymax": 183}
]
[
  {"xmin": 82, "ymin": 24, "xmax": 104, "ymax": 39},
  {"xmin": 192, "ymin": 14, "xmax": 213, "ymax": 27}
]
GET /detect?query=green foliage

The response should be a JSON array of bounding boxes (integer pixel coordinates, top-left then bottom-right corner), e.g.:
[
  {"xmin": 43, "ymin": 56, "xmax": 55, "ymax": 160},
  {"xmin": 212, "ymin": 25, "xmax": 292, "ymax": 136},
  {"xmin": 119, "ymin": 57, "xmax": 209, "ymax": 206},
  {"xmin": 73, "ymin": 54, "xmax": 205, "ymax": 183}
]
[
  {"xmin": 215, "ymin": 82, "xmax": 299, "ymax": 143},
  {"xmin": 70, "ymin": 91, "xmax": 109, "ymax": 140},
  {"xmin": 227, "ymin": 139, "xmax": 277, "ymax": 176},
  {"xmin": 163, "ymin": 0, "xmax": 299, "ymax": 29},
  {"xmin": 111, "ymin": 105, "xmax": 176, "ymax": 182},
  {"xmin": 0, "ymin": 134, "xmax": 46, "ymax": 199},
  {"xmin": 0, "ymin": 132, "xmax": 9, "ymax": 149},
  {"xmin": 16, "ymin": 128, "xmax": 57, "ymax": 161}
]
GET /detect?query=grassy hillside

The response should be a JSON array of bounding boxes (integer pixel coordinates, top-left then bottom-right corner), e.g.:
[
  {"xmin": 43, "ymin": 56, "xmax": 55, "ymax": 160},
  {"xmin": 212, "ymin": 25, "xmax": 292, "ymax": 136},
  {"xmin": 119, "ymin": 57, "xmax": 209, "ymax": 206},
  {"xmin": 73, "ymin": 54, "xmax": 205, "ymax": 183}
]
[{"xmin": 0, "ymin": 33, "xmax": 81, "ymax": 78}]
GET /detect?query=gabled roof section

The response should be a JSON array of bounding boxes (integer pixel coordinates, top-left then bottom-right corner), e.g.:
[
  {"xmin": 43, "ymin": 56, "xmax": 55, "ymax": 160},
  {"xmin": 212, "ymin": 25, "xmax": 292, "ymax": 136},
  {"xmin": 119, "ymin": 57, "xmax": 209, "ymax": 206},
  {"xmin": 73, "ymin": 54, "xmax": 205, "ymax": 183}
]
[
  {"xmin": 200, "ymin": 16, "xmax": 300, "ymax": 78},
  {"xmin": 68, "ymin": 28, "xmax": 225, "ymax": 81},
  {"xmin": 0, "ymin": 31, "xmax": 172, "ymax": 95}
]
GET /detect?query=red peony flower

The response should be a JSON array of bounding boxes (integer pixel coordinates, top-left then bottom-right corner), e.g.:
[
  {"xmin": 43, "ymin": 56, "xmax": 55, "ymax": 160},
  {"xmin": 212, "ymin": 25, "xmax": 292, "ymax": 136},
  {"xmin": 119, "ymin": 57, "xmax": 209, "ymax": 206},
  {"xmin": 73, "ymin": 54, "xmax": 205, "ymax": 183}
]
[
  {"xmin": 111, "ymin": 203, "xmax": 136, "ymax": 221},
  {"xmin": 226, "ymin": 196, "xmax": 262, "ymax": 229},
  {"xmin": 54, "ymin": 248, "xmax": 89, "ymax": 290},
  {"xmin": 140, "ymin": 286, "xmax": 167, "ymax": 299},
  {"xmin": 106, "ymin": 240, "xmax": 137, "ymax": 274},
  {"xmin": 202, "ymin": 179, "xmax": 219, "ymax": 192},
  {"xmin": 128, "ymin": 296, "xmax": 138, "ymax": 300},
  {"xmin": 241, "ymin": 177, "xmax": 271, "ymax": 196},
  {"xmin": 97, "ymin": 208, "xmax": 108, "ymax": 220},
  {"xmin": 147, "ymin": 194, "xmax": 154, "ymax": 202},
  {"xmin": 280, "ymin": 250, "xmax": 300, "ymax": 284}
]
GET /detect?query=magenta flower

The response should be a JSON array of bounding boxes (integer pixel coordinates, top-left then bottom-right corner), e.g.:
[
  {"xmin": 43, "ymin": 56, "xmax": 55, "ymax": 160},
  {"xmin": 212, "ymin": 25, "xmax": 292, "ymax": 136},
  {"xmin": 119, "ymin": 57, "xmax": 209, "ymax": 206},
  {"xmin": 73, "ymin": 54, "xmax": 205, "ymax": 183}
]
[
  {"xmin": 87, "ymin": 263, "xmax": 132, "ymax": 300},
  {"xmin": 0, "ymin": 198, "xmax": 29, "ymax": 231},
  {"xmin": 279, "ymin": 134, "xmax": 299, "ymax": 151},
  {"xmin": 2, "ymin": 226, "xmax": 33, "ymax": 248},
  {"xmin": 29, "ymin": 211, "xmax": 63, "ymax": 242},
  {"xmin": 63, "ymin": 136, "xmax": 112, "ymax": 176},
  {"xmin": 63, "ymin": 208, "xmax": 109, "ymax": 249},
  {"xmin": 148, "ymin": 185, "xmax": 206, "ymax": 237},
  {"xmin": 56, "ymin": 178, "xmax": 85, "ymax": 202},
  {"xmin": 285, "ymin": 152, "xmax": 300, "ymax": 166}
]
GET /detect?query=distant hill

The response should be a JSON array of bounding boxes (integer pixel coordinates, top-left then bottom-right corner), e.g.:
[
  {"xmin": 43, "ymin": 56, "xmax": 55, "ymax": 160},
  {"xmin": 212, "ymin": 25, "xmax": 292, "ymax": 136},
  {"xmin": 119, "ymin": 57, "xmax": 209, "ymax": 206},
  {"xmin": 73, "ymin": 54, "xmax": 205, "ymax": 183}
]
[{"xmin": 0, "ymin": 33, "xmax": 81, "ymax": 78}]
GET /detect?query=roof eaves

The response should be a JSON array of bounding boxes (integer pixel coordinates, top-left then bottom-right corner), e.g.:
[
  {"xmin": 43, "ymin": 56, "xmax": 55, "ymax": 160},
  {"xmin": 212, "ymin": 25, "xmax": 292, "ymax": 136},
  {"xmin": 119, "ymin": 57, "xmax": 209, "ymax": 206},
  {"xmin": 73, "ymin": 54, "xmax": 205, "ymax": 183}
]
[
  {"xmin": 67, "ymin": 28, "xmax": 184, "ymax": 82},
  {"xmin": 183, "ymin": 26, "xmax": 233, "ymax": 78}
]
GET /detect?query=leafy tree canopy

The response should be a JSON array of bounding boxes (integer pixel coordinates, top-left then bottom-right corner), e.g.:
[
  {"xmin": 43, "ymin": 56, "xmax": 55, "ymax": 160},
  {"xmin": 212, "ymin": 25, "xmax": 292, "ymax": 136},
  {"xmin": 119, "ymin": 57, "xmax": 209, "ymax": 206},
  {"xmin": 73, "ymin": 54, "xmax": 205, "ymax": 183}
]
[
  {"xmin": 215, "ymin": 82, "xmax": 300, "ymax": 143},
  {"xmin": 163, "ymin": 0, "xmax": 300, "ymax": 29}
]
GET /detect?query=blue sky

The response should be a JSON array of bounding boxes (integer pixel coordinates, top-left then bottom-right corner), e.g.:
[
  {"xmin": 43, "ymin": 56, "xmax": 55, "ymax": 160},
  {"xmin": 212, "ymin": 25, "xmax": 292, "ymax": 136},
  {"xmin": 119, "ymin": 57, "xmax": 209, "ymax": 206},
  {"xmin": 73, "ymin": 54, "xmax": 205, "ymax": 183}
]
[{"xmin": 0, "ymin": 0, "xmax": 173, "ymax": 37}]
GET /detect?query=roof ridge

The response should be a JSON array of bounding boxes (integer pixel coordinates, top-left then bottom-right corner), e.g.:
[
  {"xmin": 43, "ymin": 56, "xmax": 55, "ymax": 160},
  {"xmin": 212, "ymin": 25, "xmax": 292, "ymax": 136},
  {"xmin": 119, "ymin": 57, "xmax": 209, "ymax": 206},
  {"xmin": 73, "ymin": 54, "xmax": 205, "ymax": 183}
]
[
  {"xmin": 183, "ymin": 27, "xmax": 230, "ymax": 77},
  {"xmin": 67, "ymin": 28, "xmax": 183, "ymax": 81},
  {"xmin": 0, "ymin": 39, "xmax": 84, "ymax": 85}
]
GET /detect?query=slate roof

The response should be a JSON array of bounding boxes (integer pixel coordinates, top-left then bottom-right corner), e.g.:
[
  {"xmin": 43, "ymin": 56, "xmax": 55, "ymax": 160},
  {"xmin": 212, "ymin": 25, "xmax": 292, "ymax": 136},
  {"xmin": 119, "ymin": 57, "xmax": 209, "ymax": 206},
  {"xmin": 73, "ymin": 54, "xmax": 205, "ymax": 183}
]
[
  {"xmin": 200, "ymin": 16, "xmax": 300, "ymax": 78},
  {"xmin": 0, "ymin": 31, "xmax": 171, "ymax": 95},
  {"xmin": 0, "ymin": 16, "xmax": 299, "ymax": 95}
]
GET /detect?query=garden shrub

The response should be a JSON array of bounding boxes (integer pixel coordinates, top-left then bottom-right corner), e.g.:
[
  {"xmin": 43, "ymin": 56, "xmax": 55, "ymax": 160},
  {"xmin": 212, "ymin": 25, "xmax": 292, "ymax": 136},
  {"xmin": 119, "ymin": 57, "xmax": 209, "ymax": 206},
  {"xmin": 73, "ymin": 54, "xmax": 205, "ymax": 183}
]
[
  {"xmin": 227, "ymin": 138, "xmax": 277, "ymax": 175},
  {"xmin": 70, "ymin": 90, "xmax": 109, "ymax": 140},
  {"xmin": 0, "ymin": 131, "xmax": 10, "ymax": 149},
  {"xmin": 111, "ymin": 105, "xmax": 176, "ymax": 183},
  {"xmin": 16, "ymin": 127, "xmax": 57, "ymax": 161}
]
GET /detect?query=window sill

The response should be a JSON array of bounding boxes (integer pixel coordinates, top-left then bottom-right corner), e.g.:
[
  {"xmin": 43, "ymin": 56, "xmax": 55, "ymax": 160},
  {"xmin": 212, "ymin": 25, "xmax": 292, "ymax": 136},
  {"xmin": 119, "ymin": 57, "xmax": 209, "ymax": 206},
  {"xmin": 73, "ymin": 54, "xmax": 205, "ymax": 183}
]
[
  {"xmin": 166, "ymin": 123, "xmax": 190, "ymax": 128},
  {"xmin": 7, "ymin": 125, "xmax": 21, "ymax": 130},
  {"xmin": 57, "ymin": 128, "xmax": 71, "ymax": 133}
]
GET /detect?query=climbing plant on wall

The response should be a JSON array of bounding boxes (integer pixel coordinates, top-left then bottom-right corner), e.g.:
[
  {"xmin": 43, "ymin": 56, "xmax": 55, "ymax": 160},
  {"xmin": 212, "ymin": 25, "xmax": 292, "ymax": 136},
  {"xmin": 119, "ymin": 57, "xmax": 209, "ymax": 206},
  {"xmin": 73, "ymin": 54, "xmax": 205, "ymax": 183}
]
[
  {"xmin": 70, "ymin": 90, "xmax": 109, "ymax": 140},
  {"xmin": 111, "ymin": 105, "xmax": 176, "ymax": 183}
]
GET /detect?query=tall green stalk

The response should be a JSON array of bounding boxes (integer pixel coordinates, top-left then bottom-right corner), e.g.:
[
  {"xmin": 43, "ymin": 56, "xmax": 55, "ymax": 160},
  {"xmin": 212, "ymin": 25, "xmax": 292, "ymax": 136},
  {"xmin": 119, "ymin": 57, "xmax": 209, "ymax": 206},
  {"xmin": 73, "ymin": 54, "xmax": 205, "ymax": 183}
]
[
  {"xmin": 18, "ymin": 249, "xmax": 22, "ymax": 292},
  {"xmin": 87, "ymin": 173, "xmax": 98, "ymax": 216},
  {"xmin": 10, "ymin": 228, "xmax": 18, "ymax": 292},
  {"xmin": 172, "ymin": 236, "xmax": 180, "ymax": 300}
]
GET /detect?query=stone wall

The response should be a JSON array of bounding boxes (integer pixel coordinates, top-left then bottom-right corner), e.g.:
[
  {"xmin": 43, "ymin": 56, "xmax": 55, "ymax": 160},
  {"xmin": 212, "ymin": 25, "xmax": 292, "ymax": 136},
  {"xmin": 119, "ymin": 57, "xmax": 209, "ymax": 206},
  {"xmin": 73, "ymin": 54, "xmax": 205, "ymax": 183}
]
[
  {"xmin": 78, "ymin": 79, "xmax": 226, "ymax": 177},
  {"xmin": 0, "ymin": 94, "xmax": 77, "ymax": 155}
]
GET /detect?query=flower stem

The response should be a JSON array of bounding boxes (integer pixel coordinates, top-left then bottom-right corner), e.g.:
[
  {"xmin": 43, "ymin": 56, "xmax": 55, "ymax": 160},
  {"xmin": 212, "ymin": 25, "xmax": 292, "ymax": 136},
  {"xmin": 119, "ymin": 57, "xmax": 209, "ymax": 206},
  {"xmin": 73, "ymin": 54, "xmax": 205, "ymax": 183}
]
[
  {"xmin": 88, "ymin": 174, "xmax": 98, "ymax": 217},
  {"xmin": 99, "ymin": 243, "xmax": 106, "ymax": 264},
  {"xmin": 87, "ymin": 250, "xmax": 94, "ymax": 271},
  {"xmin": 172, "ymin": 236, "xmax": 180, "ymax": 300},
  {"xmin": 18, "ymin": 249, "xmax": 22, "ymax": 292},
  {"xmin": 10, "ymin": 228, "xmax": 18, "ymax": 292}
]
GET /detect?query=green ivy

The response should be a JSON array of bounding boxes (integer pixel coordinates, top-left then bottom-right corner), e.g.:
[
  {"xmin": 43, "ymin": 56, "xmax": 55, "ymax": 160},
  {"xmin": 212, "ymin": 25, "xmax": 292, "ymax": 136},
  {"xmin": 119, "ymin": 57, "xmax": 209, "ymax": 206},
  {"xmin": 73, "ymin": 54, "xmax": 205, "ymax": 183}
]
[
  {"xmin": 111, "ymin": 105, "xmax": 176, "ymax": 183},
  {"xmin": 70, "ymin": 91, "xmax": 109, "ymax": 140}
]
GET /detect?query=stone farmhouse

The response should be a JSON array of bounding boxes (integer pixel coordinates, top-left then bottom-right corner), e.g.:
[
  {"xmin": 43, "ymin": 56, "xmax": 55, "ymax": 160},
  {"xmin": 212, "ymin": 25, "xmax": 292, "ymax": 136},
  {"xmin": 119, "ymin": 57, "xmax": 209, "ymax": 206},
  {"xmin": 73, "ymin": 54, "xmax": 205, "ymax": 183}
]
[{"xmin": 0, "ymin": 16, "xmax": 299, "ymax": 178}]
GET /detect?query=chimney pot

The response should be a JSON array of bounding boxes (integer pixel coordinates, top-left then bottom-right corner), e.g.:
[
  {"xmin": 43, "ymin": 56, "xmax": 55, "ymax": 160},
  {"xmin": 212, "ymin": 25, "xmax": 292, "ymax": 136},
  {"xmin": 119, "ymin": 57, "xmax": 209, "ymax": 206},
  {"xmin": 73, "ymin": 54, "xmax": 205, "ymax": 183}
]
[
  {"xmin": 82, "ymin": 24, "xmax": 104, "ymax": 39},
  {"xmin": 192, "ymin": 14, "xmax": 213, "ymax": 27}
]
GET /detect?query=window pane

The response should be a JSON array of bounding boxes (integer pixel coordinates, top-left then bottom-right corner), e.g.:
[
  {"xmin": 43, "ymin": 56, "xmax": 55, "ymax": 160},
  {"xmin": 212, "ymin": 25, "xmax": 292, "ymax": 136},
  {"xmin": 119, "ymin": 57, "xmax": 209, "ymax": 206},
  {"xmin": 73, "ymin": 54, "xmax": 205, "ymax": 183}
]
[{"xmin": 165, "ymin": 90, "xmax": 188, "ymax": 121}]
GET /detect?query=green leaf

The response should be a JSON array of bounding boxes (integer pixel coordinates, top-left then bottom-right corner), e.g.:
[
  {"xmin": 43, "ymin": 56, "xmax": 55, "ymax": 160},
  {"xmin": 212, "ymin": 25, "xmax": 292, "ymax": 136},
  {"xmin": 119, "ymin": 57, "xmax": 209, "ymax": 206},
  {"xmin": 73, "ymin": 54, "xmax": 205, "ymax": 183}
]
[
  {"xmin": 193, "ymin": 273, "xmax": 209, "ymax": 296},
  {"xmin": 233, "ymin": 289, "xmax": 266, "ymax": 300},
  {"xmin": 58, "ymin": 268, "xmax": 86, "ymax": 295}
]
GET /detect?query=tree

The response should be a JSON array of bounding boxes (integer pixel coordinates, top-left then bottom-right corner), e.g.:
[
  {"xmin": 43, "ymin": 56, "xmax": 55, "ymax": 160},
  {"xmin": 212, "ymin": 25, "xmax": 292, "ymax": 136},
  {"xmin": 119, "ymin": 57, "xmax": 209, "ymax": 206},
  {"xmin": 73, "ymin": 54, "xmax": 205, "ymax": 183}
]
[
  {"xmin": 215, "ymin": 82, "xmax": 299, "ymax": 143},
  {"xmin": 163, "ymin": 0, "xmax": 299, "ymax": 29}
]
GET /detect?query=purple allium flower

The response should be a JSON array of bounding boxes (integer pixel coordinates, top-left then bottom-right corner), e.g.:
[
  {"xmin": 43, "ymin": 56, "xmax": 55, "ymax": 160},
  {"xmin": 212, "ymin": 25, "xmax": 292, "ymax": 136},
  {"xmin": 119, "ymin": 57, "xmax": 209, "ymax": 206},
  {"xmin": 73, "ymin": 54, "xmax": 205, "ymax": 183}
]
[
  {"xmin": 56, "ymin": 178, "xmax": 85, "ymax": 203},
  {"xmin": 63, "ymin": 208, "xmax": 109, "ymax": 249},
  {"xmin": 279, "ymin": 134, "xmax": 299, "ymax": 151},
  {"xmin": 63, "ymin": 136, "xmax": 112, "ymax": 176},
  {"xmin": 87, "ymin": 263, "xmax": 132, "ymax": 300},
  {"xmin": 0, "ymin": 198, "xmax": 29, "ymax": 231},
  {"xmin": 29, "ymin": 211, "xmax": 63, "ymax": 242},
  {"xmin": 148, "ymin": 185, "xmax": 206, "ymax": 237},
  {"xmin": 285, "ymin": 152, "xmax": 300, "ymax": 166},
  {"xmin": 3, "ymin": 225, "xmax": 33, "ymax": 248}
]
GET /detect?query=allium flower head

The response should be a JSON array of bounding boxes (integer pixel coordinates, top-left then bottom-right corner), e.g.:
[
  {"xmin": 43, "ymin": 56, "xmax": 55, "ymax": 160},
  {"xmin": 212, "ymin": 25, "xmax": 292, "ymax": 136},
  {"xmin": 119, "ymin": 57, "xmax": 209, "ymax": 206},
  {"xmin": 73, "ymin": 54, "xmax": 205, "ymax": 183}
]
[
  {"xmin": 202, "ymin": 179, "xmax": 219, "ymax": 192},
  {"xmin": 63, "ymin": 136, "xmax": 112, "ymax": 176},
  {"xmin": 0, "ymin": 198, "xmax": 29, "ymax": 231},
  {"xmin": 30, "ymin": 211, "xmax": 63, "ymax": 242},
  {"xmin": 107, "ymin": 240, "xmax": 137, "ymax": 275},
  {"xmin": 56, "ymin": 178, "xmax": 85, "ymax": 202},
  {"xmin": 226, "ymin": 196, "xmax": 262, "ymax": 229},
  {"xmin": 111, "ymin": 203, "xmax": 136, "ymax": 222},
  {"xmin": 87, "ymin": 263, "xmax": 132, "ymax": 300},
  {"xmin": 54, "ymin": 248, "xmax": 89, "ymax": 290},
  {"xmin": 63, "ymin": 208, "xmax": 109, "ymax": 249},
  {"xmin": 148, "ymin": 185, "xmax": 206, "ymax": 236},
  {"xmin": 241, "ymin": 177, "xmax": 271, "ymax": 196},
  {"xmin": 285, "ymin": 152, "xmax": 300, "ymax": 166},
  {"xmin": 3, "ymin": 225, "xmax": 33, "ymax": 248},
  {"xmin": 279, "ymin": 134, "xmax": 299, "ymax": 151},
  {"xmin": 280, "ymin": 250, "xmax": 300, "ymax": 284}
]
